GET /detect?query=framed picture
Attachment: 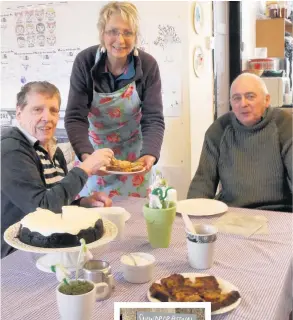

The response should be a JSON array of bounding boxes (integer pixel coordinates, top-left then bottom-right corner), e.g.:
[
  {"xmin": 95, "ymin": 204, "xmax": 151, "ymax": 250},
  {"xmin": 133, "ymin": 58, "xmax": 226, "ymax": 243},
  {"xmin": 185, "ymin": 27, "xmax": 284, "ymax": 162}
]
[
  {"xmin": 193, "ymin": 46, "xmax": 204, "ymax": 77},
  {"xmin": 193, "ymin": 2, "xmax": 203, "ymax": 34}
]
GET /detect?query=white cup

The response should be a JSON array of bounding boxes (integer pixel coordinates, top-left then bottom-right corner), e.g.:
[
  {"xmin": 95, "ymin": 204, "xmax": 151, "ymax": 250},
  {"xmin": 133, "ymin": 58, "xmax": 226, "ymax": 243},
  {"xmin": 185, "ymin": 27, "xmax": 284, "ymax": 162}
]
[
  {"xmin": 186, "ymin": 224, "xmax": 217, "ymax": 270},
  {"xmin": 56, "ymin": 279, "xmax": 109, "ymax": 320},
  {"xmin": 120, "ymin": 252, "xmax": 155, "ymax": 283},
  {"xmin": 88, "ymin": 207, "xmax": 126, "ymax": 240},
  {"xmin": 104, "ymin": 211, "xmax": 125, "ymax": 240}
]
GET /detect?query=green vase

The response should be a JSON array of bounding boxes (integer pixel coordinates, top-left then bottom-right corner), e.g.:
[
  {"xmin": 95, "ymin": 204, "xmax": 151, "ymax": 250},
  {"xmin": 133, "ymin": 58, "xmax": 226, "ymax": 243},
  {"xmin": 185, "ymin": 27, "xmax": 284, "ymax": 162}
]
[{"xmin": 143, "ymin": 202, "xmax": 176, "ymax": 248}]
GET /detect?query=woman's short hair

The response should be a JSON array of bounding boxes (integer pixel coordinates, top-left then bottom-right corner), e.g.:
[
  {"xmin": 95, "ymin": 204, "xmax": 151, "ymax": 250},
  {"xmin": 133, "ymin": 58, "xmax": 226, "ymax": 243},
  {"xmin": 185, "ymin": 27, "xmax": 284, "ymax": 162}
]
[
  {"xmin": 97, "ymin": 1, "xmax": 139, "ymax": 45},
  {"xmin": 16, "ymin": 81, "xmax": 61, "ymax": 110}
]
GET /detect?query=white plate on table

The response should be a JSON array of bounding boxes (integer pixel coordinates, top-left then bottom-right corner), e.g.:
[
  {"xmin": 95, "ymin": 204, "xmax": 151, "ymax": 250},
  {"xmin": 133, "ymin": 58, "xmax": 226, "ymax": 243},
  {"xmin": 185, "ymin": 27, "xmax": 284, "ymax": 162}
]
[
  {"xmin": 87, "ymin": 206, "xmax": 131, "ymax": 222},
  {"xmin": 147, "ymin": 272, "xmax": 241, "ymax": 315},
  {"xmin": 99, "ymin": 166, "xmax": 146, "ymax": 175},
  {"xmin": 176, "ymin": 198, "xmax": 228, "ymax": 216}
]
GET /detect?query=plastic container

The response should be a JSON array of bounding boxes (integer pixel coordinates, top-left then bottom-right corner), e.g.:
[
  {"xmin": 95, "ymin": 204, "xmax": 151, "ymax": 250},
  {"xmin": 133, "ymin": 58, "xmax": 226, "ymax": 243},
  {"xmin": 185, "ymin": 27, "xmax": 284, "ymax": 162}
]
[
  {"xmin": 279, "ymin": 1, "xmax": 289, "ymax": 18},
  {"xmin": 249, "ymin": 58, "xmax": 275, "ymax": 70},
  {"xmin": 269, "ymin": 4, "xmax": 280, "ymax": 18},
  {"xmin": 281, "ymin": 6, "xmax": 288, "ymax": 18}
]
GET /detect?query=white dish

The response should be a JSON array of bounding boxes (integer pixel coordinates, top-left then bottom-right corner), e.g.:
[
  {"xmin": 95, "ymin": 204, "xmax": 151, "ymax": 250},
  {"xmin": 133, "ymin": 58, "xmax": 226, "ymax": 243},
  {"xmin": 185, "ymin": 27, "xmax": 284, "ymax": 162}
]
[
  {"xmin": 87, "ymin": 207, "xmax": 131, "ymax": 222},
  {"xmin": 4, "ymin": 219, "xmax": 117, "ymax": 253},
  {"xmin": 121, "ymin": 252, "xmax": 155, "ymax": 284},
  {"xmin": 99, "ymin": 166, "xmax": 146, "ymax": 175},
  {"xmin": 147, "ymin": 272, "xmax": 241, "ymax": 315},
  {"xmin": 176, "ymin": 198, "xmax": 228, "ymax": 216}
]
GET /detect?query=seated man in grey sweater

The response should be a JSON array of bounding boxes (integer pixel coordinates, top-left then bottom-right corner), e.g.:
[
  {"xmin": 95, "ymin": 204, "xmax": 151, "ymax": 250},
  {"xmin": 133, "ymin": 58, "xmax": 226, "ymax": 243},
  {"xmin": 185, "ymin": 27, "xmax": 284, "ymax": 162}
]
[
  {"xmin": 188, "ymin": 73, "xmax": 292, "ymax": 212},
  {"xmin": 1, "ymin": 81, "xmax": 114, "ymax": 258}
]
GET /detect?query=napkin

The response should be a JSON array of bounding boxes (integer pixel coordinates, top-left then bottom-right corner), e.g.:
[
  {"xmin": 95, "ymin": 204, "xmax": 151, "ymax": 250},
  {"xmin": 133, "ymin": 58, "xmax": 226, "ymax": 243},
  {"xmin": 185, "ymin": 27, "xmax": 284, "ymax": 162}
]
[{"xmin": 213, "ymin": 212, "xmax": 268, "ymax": 237}]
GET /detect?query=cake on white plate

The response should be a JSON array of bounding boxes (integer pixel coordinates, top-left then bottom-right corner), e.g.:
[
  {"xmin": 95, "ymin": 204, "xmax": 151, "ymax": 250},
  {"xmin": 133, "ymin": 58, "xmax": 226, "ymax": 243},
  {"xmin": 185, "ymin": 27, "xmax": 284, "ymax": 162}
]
[{"xmin": 18, "ymin": 207, "xmax": 104, "ymax": 248}]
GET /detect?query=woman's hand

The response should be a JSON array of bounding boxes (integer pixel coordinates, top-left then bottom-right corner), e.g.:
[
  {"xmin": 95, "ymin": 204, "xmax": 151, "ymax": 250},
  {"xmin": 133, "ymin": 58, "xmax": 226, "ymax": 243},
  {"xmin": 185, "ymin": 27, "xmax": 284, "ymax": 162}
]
[
  {"xmin": 79, "ymin": 192, "xmax": 112, "ymax": 208},
  {"xmin": 137, "ymin": 155, "xmax": 156, "ymax": 173},
  {"xmin": 79, "ymin": 149, "xmax": 114, "ymax": 176}
]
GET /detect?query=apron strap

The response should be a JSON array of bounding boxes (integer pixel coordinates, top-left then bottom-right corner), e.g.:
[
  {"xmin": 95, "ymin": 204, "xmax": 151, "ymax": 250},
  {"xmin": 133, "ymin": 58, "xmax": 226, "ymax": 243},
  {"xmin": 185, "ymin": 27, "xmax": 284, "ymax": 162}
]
[{"xmin": 95, "ymin": 48, "xmax": 102, "ymax": 64}]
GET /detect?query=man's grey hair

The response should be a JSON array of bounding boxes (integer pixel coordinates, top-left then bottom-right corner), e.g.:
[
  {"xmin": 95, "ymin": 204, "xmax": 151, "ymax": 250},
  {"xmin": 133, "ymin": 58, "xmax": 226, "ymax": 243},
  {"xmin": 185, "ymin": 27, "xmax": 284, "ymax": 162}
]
[
  {"xmin": 16, "ymin": 81, "xmax": 61, "ymax": 110},
  {"xmin": 230, "ymin": 73, "xmax": 269, "ymax": 97}
]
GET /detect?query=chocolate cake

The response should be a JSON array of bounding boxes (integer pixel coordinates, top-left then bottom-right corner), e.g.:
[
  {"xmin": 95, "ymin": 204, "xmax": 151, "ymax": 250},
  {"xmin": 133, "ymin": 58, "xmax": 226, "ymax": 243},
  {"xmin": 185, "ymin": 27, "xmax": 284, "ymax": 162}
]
[{"xmin": 18, "ymin": 207, "xmax": 104, "ymax": 248}]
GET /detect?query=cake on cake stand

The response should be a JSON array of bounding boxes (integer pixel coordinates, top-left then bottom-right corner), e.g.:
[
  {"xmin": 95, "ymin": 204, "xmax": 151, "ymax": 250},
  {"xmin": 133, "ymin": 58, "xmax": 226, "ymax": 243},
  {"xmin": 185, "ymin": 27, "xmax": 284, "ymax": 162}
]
[{"xmin": 4, "ymin": 219, "xmax": 118, "ymax": 273}]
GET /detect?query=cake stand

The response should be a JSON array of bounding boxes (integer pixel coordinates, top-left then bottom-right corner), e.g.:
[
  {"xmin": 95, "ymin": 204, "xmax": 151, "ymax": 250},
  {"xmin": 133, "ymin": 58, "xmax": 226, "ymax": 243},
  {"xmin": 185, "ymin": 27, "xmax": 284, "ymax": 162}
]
[{"xmin": 4, "ymin": 219, "xmax": 118, "ymax": 273}]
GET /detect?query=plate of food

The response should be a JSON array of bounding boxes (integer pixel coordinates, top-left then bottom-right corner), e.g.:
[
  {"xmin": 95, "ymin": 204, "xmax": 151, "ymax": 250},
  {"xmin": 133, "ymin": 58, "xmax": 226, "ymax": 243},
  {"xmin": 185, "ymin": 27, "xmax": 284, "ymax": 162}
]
[
  {"xmin": 147, "ymin": 273, "xmax": 241, "ymax": 315},
  {"xmin": 100, "ymin": 157, "xmax": 146, "ymax": 175}
]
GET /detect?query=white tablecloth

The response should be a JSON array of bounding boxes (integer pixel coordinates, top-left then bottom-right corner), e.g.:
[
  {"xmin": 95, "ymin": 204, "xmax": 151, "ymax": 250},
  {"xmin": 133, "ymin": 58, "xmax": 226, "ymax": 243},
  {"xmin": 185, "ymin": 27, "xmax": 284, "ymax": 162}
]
[{"xmin": 1, "ymin": 197, "xmax": 292, "ymax": 320}]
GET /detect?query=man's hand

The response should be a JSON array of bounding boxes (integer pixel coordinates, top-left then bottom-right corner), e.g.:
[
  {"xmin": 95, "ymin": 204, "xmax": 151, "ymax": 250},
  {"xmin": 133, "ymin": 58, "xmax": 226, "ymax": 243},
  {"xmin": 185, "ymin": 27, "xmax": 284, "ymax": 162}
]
[
  {"xmin": 79, "ymin": 192, "xmax": 112, "ymax": 208},
  {"xmin": 79, "ymin": 149, "xmax": 114, "ymax": 176},
  {"xmin": 137, "ymin": 155, "xmax": 156, "ymax": 173}
]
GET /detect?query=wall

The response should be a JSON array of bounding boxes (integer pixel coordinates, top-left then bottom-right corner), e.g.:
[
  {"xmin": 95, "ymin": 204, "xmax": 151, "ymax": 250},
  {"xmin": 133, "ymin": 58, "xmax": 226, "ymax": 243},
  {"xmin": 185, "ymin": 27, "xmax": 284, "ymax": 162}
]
[
  {"xmin": 188, "ymin": 1, "xmax": 214, "ymax": 175},
  {"xmin": 0, "ymin": 1, "xmax": 215, "ymax": 200},
  {"xmin": 241, "ymin": 1, "xmax": 258, "ymax": 70},
  {"xmin": 213, "ymin": 0, "xmax": 230, "ymax": 117}
]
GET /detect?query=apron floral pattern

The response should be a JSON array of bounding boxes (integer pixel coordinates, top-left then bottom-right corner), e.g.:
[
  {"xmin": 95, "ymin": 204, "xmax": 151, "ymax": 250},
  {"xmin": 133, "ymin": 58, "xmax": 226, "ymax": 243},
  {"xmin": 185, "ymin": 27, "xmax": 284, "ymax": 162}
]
[{"xmin": 75, "ymin": 50, "xmax": 151, "ymax": 199}]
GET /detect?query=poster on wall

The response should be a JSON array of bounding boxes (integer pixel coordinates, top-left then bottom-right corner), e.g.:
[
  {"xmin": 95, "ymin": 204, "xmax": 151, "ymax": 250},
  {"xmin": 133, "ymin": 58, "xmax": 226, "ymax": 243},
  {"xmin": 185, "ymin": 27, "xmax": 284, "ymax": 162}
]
[
  {"xmin": 13, "ymin": 4, "xmax": 57, "ymax": 49},
  {"xmin": 1, "ymin": 2, "xmax": 184, "ymax": 119},
  {"xmin": 1, "ymin": 8, "xmax": 14, "ymax": 46},
  {"xmin": 0, "ymin": 2, "xmax": 71, "ymax": 112},
  {"xmin": 140, "ymin": 19, "xmax": 183, "ymax": 117},
  {"xmin": 152, "ymin": 22, "xmax": 182, "ymax": 117},
  {"xmin": 54, "ymin": 46, "xmax": 82, "ymax": 108},
  {"xmin": 1, "ymin": 47, "xmax": 19, "ymax": 125}
]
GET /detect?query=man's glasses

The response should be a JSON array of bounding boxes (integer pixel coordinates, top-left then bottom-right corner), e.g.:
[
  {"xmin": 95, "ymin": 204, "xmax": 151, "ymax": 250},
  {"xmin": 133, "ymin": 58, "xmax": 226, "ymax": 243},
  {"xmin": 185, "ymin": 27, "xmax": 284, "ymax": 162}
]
[{"xmin": 104, "ymin": 29, "xmax": 135, "ymax": 39}]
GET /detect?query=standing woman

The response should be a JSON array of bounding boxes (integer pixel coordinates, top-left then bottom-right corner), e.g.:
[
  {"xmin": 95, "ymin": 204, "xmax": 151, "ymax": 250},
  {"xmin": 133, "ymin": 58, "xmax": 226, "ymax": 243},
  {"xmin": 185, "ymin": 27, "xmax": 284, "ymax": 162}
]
[{"xmin": 65, "ymin": 2, "xmax": 165, "ymax": 198}]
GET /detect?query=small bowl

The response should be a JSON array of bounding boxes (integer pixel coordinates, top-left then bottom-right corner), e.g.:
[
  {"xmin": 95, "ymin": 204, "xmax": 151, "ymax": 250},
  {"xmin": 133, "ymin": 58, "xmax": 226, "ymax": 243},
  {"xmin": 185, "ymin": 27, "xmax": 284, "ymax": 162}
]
[{"xmin": 120, "ymin": 252, "xmax": 155, "ymax": 283}]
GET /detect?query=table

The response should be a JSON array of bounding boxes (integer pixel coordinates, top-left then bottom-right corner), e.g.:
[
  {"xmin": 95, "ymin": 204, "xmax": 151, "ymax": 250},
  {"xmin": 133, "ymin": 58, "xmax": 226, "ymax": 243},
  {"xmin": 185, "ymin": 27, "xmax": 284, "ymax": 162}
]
[{"xmin": 1, "ymin": 197, "xmax": 292, "ymax": 320}]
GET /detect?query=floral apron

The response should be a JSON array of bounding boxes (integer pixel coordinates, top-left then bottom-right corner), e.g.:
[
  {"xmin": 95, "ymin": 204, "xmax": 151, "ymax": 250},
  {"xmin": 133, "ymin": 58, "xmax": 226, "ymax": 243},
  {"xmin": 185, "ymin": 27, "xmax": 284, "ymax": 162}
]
[{"xmin": 75, "ymin": 50, "xmax": 150, "ymax": 198}]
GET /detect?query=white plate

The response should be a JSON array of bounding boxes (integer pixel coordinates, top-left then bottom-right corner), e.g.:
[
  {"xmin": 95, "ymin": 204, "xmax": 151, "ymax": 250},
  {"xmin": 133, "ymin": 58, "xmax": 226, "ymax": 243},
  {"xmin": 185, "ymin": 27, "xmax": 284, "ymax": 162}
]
[
  {"xmin": 176, "ymin": 198, "xmax": 228, "ymax": 216},
  {"xmin": 147, "ymin": 272, "xmax": 241, "ymax": 315},
  {"xmin": 87, "ymin": 206, "xmax": 131, "ymax": 222},
  {"xmin": 100, "ymin": 166, "xmax": 146, "ymax": 175},
  {"xmin": 3, "ymin": 219, "xmax": 118, "ymax": 253}
]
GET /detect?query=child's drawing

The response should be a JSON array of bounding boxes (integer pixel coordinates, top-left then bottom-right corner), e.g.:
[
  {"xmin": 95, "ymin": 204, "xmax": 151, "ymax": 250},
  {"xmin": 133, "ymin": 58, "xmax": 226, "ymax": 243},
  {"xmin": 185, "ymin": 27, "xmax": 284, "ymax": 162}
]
[
  {"xmin": 35, "ymin": 8, "xmax": 44, "ymax": 21},
  {"xmin": 154, "ymin": 24, "xmax": 181, "ymax": 50}
]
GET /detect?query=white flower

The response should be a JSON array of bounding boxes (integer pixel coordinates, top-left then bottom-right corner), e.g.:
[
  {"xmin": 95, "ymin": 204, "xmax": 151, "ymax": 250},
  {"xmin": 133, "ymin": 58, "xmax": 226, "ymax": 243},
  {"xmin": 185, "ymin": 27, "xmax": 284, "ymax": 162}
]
[{"xmin": 149, "ymin": 194, "xmax": 162, "ymax": 209}]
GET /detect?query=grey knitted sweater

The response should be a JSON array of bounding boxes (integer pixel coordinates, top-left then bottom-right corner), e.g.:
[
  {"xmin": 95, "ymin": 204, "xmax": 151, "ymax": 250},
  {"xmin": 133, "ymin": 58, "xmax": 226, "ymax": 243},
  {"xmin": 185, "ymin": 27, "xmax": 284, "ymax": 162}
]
[{"xmin": 187, "ymin": 108, "xmax": 292, "ymax": 212}]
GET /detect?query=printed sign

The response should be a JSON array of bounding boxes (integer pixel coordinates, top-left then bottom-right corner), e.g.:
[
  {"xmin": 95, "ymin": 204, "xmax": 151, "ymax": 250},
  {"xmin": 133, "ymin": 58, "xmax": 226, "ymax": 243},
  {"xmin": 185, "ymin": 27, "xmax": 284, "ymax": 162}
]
[{"xmin": 136, "ymin": 311, "xmax": 197, "ymax": 320}]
